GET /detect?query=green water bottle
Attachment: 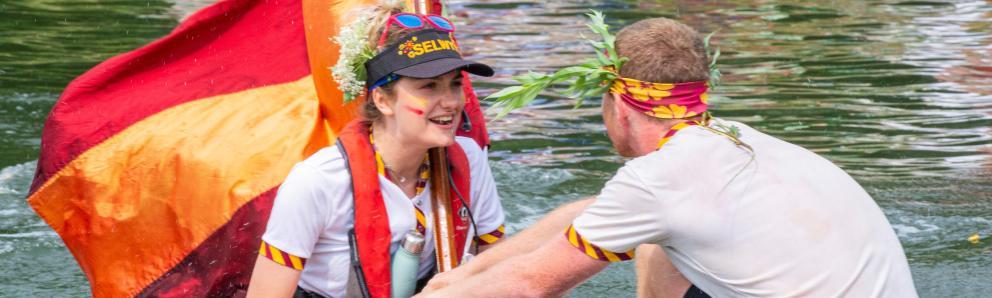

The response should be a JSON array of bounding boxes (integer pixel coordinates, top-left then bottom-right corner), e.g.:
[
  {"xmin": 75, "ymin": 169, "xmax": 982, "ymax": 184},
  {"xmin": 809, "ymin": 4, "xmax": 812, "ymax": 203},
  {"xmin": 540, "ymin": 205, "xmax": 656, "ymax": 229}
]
[{"xmin": 391, "ymin": 229, "xmax": 425, "ymax": 298}]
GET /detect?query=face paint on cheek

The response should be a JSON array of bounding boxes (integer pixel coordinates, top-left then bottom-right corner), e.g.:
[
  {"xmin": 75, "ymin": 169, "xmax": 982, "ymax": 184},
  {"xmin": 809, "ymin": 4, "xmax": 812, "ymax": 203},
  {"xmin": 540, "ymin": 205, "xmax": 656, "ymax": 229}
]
[
  {"xmin": 409, "ymin": 96, "xmax": 429, "ymax": 109},
  {"xmin": 404, "ymin": 105, "xmax": 425, "ymax": 116}
]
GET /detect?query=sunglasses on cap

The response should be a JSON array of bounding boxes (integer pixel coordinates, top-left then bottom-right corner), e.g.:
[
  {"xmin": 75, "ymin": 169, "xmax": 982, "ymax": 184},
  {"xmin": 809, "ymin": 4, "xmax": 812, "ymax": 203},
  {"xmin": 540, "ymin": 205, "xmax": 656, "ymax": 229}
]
[{"xmin": 377, "ymin": 13, "xmax": 456, "ymax": 47}]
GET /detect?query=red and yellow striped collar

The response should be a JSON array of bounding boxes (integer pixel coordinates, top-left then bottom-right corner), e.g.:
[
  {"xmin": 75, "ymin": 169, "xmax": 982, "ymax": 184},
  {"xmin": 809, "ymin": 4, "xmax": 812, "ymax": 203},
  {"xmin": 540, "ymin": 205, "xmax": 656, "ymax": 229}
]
[{"xmin": 657, "ymin": 114, "xmax": 711, "ymax": 149}]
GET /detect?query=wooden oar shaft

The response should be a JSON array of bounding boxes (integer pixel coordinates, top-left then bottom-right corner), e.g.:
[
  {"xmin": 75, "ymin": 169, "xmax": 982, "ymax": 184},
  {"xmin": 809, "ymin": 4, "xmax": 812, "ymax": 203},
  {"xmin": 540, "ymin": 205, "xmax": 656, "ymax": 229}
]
[
  {"xmin": 428, "ymin": 147, "xmax": 458, "ymax": 272},
  {"xmin": 410, "ymin": 0, "xmax": 459, "ymax": 273}
]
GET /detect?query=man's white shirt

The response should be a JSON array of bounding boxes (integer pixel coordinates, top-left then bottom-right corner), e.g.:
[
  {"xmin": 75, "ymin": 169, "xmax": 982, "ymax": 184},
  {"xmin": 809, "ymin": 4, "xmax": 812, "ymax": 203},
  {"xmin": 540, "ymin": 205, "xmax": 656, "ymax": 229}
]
[{"xmin": 573, "ymin": 119, "xmax": 918, "ymax": 297}]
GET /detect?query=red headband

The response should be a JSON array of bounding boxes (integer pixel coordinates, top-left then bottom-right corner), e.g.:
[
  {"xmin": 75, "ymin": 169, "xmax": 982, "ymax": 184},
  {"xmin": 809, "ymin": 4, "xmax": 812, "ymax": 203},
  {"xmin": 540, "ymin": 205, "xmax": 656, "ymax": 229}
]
[{"xmin": 608, "ymin": 75, "xmax": 709, "ymax": 119}]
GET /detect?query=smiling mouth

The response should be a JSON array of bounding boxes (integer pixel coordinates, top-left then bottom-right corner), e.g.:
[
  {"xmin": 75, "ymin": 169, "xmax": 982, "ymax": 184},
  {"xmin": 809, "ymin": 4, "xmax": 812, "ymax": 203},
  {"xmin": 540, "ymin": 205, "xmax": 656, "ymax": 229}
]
[{"xmin": 429, "ymin": 115, "xmax": 453, "ymax": 125}]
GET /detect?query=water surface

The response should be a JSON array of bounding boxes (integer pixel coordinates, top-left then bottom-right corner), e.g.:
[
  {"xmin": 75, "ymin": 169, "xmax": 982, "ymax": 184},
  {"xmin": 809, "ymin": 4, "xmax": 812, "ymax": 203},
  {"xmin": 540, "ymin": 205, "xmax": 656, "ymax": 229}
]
[{"xmin": 1, "ymin": 0, "xmax": 990, "ymax": 296}]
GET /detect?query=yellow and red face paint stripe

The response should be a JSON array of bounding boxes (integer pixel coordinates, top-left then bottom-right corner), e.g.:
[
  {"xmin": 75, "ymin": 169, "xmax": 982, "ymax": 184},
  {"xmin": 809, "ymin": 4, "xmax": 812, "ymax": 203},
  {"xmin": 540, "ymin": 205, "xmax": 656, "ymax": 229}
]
[
  {"xmin": 564, "ymin": 225, "xmax": 634, "ymax": 262},
  {"xmin": 404, "ymin": 95, "xmax": 430, "ymax": 116},
  {"xmin": 405, "ymin": 105, "xmax": 427, "ymax": 116},
  {"xmin": 260, "ymin": 241, "xmax": 307, "ymax": 270}
]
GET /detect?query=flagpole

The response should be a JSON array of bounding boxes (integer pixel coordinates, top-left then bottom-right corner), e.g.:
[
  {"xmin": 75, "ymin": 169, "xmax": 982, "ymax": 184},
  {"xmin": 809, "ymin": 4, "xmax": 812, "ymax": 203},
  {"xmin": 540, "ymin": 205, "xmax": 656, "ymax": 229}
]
[{"xmin": 407, "ymin": 0, "xmax": 428, "ymax": 14}]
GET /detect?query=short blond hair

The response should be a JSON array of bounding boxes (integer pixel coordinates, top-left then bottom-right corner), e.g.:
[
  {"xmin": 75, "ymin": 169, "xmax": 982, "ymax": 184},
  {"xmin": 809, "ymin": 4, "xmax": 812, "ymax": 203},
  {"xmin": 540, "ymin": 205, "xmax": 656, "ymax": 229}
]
[{"xmin": 615, "ymin": 18, "xmax": 710, "ymax": 83}]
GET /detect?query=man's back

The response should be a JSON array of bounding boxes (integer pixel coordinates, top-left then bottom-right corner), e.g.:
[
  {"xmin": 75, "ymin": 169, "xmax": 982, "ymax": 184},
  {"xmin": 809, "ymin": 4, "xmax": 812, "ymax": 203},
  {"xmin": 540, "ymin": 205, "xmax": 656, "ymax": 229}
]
[{"xmin": 575, "ymin": 118, "xmax": 917, "ymax": 297}]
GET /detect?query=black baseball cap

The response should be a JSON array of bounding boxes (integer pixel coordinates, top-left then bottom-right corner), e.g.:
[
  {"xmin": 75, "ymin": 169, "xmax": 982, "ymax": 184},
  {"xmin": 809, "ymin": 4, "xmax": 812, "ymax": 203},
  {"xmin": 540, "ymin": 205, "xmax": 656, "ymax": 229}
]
[{"xmin": 365, "ymin": 29, "xmax": 493, "ymax": 89}]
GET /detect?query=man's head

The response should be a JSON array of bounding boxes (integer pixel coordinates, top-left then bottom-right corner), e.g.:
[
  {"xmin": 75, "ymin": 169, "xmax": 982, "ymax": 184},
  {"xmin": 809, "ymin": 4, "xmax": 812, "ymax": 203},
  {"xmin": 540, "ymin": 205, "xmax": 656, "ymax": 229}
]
[
  {"xmin": 614, "ymin": 18, "xmax": 709, "ymax": 83},
  {"xmin": 602, "ymin": 17, "xmax": 710, "ymax": 157}
]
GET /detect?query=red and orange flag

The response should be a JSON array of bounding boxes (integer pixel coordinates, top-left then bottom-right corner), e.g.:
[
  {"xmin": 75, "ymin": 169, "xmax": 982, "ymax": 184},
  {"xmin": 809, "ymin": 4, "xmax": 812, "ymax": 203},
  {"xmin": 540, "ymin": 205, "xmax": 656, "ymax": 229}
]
[{"xmin": 27, "ymin": 0, "xmax": 487, "ymax": 296}]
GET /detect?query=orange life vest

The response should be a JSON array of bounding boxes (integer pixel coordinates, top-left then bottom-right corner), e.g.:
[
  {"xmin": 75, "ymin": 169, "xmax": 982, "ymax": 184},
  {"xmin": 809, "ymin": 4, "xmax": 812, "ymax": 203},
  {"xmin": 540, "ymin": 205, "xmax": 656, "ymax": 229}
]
[{"xmin": 336, "ymin": 120, "xmax": 472, "ymax": 298}]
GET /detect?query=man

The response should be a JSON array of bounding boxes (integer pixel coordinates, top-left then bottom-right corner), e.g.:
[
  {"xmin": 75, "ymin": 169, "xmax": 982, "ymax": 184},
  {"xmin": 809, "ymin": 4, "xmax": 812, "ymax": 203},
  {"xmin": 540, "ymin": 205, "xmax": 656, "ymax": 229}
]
[{"xmin": 418, "ymin": 17, "xmax": 918, "ymax": 297}]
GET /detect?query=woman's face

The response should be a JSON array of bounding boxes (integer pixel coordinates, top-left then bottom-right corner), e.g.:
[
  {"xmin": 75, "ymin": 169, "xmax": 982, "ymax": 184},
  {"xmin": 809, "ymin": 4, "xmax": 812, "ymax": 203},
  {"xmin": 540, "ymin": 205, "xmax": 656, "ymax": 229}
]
[{"xmin": 380, "ymin": 70, "xmax": 465, "ymax": 148}]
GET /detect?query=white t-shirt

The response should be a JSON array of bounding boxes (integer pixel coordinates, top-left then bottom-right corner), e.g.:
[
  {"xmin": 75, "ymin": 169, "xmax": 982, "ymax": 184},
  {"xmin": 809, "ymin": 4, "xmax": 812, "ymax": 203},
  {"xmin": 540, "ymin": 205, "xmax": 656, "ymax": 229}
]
[
  {"xmin": 572, "ymin": 119, "xmax": 918, "ymax": 297},
  {"xmin": 262, "ymin": 137, "xmax": 504, "ymax": 297}
]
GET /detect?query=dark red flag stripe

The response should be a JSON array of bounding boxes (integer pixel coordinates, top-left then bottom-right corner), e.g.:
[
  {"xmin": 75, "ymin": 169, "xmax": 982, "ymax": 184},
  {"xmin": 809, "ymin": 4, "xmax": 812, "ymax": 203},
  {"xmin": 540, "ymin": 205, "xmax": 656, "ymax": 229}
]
[
  {"xmin": 136, "ymin": 188, "xmax": 277, "ymax": 297},
  {"xmin": 32, "ymin": 0, "xmax": 309, "ymax": 193}
]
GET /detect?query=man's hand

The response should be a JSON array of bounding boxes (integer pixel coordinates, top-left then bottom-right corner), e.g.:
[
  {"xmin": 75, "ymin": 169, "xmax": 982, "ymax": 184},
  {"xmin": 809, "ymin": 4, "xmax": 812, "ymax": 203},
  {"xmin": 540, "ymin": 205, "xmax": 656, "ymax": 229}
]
[
  {"xmin": 416, "ymin": 199, "xmax": 597, "ymax": 297},
  {"xmin": 415, "ymin": 235, "xmax": 610, "ymax": 297},
  {"xmin": 422, "ymin": 265, "xmax": 469, "ymax": 292}
]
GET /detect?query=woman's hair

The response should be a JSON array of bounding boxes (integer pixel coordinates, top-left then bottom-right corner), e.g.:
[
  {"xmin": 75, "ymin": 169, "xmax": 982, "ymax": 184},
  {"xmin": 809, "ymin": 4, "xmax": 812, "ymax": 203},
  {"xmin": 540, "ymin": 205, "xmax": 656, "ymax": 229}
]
[{"xmin": 359, "ymin": 1, "xmax": 441, "ymax": 121}]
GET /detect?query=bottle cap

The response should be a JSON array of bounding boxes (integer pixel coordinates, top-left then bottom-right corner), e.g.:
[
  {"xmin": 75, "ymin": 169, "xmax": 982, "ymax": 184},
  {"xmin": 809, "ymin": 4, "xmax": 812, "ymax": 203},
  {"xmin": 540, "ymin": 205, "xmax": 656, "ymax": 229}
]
[{"xmin": 401, "ymin": 229, "xmax": 426, "ymax": 254}]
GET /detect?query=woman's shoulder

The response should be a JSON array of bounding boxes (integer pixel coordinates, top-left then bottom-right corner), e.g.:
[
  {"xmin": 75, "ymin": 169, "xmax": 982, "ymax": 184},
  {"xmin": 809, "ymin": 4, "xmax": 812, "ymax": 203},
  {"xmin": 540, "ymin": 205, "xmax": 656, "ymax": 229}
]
[
  {"xmin": 285, "ymin": 145, "xmax": 351, "ymax": 188},
  {"xmin": 272, "ymin": 145, "xmax": 353, "ymax": 214}
]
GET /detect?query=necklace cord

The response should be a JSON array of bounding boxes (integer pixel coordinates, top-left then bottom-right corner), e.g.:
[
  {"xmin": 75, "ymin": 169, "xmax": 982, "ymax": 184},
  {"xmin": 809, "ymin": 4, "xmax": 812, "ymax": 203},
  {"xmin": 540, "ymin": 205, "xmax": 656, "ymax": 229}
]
[{"xmin": 447, "ymin": 168, "xmax": 479, "ymax": 255}]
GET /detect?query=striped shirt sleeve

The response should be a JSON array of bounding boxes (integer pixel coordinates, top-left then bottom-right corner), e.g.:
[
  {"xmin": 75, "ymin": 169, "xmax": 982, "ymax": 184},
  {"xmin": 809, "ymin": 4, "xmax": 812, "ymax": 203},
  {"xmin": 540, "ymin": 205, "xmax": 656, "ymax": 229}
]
[
  {"xmin": 475, "ymin": 224, "xmax": 505, "ymax": 245},
  {"xmin": 571, "ymin": 165, "xmax": 665, "ymax": 255},
  {"xmin": 564, "ymin": 225, "xmax": 635, "ymax": 262},
  {"xmin": 259, "ymin": 241, "xmax": 307, "ymax": 270}
]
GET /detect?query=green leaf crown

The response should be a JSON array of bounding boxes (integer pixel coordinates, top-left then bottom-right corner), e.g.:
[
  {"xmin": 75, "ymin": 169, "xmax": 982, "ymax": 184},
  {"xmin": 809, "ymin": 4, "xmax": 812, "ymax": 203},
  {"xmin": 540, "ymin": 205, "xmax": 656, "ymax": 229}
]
[{"xmin": 487, "ymin": 10, "xmax": 721, "ymax": 118}]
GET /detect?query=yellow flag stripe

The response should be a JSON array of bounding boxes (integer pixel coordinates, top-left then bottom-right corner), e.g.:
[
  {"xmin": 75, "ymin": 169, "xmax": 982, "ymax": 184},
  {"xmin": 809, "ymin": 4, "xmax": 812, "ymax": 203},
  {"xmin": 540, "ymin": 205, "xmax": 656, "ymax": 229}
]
[{"xmin": 25, "ymin": 76, "xmax": 327, "ymax": 296}]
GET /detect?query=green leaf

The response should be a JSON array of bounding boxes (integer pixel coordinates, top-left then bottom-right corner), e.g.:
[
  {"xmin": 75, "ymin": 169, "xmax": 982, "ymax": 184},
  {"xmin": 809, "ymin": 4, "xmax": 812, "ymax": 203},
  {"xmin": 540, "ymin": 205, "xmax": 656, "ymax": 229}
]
[
  {"xmin": 487, "ymin": 85, "xmax": 525, "ymax": 99},
  {"xmin": 703, "ymin": 30, "xmax": 723, "ymax": 87},
  {"xmin": 587, "ymin": 40, "xmax": 607, "ymax": 50},
  {"xmin": 594, "ymin": 49, "xmax": 611, "ymax": 66},
  {"xmin": 486, "ymin": 9, "xmax": 626, "ymax": 117},
  {"xmin": 556, "ymin": 66, "xmax": 593, "ymax": 77}
]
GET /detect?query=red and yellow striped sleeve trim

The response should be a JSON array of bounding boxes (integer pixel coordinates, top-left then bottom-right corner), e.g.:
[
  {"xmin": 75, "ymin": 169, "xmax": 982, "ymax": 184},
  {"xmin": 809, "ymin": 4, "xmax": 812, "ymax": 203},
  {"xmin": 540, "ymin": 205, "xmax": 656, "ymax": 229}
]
[
  {"xmin": 475, "ymin": 224, "xmax": 505, "ymax": 245},
  {"xmin": 564, "ymin": 225, "xmax": 634, "ymax": 262},
  {"xmin": 259, "ymin": 241, "xmax": 306, "ymax": 270}
]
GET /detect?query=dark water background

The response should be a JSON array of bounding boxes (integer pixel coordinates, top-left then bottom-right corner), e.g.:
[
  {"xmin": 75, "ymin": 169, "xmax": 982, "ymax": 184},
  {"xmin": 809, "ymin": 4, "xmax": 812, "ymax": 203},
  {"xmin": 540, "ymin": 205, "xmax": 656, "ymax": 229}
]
[{"xmin": 1, "ymin": 0, "xmax": 990, "ymax": 296}]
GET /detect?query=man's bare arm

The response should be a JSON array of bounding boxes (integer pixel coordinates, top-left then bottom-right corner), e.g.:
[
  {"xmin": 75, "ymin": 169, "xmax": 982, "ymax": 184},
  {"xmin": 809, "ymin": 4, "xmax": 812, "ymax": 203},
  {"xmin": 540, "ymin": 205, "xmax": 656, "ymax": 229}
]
[
  {"xmin": 426, "ymin": 198, "xmax": 594, "ymax": 290},
  {"xmin": 416, "ymin": 234, "xmax": 609, "ymax": 297}
]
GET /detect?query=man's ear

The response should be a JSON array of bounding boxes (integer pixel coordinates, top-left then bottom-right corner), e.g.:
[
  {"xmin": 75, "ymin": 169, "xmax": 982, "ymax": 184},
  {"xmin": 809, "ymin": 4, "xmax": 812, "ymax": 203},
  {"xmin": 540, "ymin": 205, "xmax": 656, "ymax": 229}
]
[
  {"xmin": 371, "ymin": 88, "xmax": 395, "ymax": 116},
  {"xmin": 611, "ymin": 92, "xmax": 632, "ymax": 128}
]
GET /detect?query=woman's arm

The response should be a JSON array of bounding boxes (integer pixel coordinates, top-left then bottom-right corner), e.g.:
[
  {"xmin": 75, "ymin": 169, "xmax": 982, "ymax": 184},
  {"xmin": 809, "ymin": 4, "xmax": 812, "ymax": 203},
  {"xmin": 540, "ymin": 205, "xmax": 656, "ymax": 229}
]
[{"xmin": 246, "ymin": 254, "xmax": 303, "ymax": 298}]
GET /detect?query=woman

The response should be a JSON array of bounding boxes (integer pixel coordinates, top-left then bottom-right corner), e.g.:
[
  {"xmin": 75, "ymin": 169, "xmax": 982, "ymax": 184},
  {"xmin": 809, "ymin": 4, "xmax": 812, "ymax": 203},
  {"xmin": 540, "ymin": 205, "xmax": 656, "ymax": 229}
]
[{"xmin": 246, "ymin": 3, "xmax": 505, "ymax": 297}]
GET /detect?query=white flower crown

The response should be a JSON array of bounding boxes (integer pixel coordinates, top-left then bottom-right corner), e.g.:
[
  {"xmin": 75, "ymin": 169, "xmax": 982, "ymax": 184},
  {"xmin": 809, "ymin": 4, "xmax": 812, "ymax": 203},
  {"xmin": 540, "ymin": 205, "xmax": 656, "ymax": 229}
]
[{"xmin": 330, "ymin": 10, "xmax": 377, "ymax": 103}]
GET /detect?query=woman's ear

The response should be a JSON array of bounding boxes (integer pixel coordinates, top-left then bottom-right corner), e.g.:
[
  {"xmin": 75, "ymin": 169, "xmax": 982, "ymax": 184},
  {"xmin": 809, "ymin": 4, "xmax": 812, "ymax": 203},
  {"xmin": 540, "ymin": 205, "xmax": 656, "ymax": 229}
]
[{"xmin": 371, "ymin": 88, "xmax": 395, "ymax": 116}]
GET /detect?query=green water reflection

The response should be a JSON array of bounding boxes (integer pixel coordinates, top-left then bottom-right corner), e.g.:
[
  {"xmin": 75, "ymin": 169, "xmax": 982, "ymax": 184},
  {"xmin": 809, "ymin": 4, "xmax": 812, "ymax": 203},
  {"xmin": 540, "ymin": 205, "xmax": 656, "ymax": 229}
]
[{"xmin": 1, "ymin": 0, "xmax": 990, "ymax": 297}]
